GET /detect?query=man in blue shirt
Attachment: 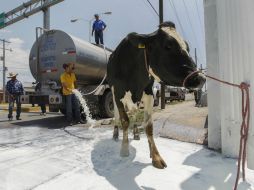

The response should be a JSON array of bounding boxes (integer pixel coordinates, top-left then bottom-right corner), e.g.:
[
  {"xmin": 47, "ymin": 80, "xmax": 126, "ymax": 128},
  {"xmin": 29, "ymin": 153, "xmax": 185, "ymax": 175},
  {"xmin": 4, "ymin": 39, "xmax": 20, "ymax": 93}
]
[
  {"xmin": 92, "ymin": 14, "xmax": 107, "ymax": 45},
  {"xmin": 6, "ymin": 72, "xmax": 24, "ymax": 120}
]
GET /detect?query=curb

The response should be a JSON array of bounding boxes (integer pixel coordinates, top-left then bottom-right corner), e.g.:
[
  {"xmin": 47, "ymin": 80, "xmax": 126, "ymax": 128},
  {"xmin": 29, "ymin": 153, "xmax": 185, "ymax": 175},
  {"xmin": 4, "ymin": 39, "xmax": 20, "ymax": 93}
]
[{"xmin": 0, "ymin": 106, "xmax": 42, "ymax": 112}]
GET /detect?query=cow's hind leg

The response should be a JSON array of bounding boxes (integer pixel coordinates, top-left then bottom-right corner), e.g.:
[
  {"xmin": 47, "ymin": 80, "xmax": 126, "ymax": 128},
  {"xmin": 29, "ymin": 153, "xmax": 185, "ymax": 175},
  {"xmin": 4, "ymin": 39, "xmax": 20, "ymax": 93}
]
[
  {"xmin": 143, "ymin": 93, "xmax": 167, "ymax": 169},
  {"xmin": 115, "ymin": 97, "xmax": 130, "ymax": 157},
  {"xmin": 112, "ymin": 87, "xmax": 120, "ymax": 141}
]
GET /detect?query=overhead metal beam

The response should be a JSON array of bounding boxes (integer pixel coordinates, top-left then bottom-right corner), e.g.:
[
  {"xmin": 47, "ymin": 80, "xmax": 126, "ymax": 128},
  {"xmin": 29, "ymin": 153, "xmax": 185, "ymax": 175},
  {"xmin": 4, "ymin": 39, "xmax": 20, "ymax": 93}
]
[
  {"xmin": 0, "ymin": 0, "xmax": 64, "ymax": 29},
  {"xmin": 43, "ymin": 0, "xmax": 50, "ymax": 29}
]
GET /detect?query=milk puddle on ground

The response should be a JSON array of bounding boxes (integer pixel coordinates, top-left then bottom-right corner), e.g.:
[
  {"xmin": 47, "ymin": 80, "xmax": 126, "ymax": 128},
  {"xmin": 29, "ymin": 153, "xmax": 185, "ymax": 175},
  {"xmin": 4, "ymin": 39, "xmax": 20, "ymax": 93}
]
[{"xmin": 72, "ymin": 89, "xmax": 95, "ymax": 125}]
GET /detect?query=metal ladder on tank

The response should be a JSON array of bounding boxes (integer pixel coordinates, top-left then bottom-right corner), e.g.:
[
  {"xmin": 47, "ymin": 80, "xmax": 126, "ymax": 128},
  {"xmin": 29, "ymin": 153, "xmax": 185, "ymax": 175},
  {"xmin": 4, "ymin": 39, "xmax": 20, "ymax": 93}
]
[{"xmin": 35, "ymin": 27, "xmax": 50, "ymax": 85}]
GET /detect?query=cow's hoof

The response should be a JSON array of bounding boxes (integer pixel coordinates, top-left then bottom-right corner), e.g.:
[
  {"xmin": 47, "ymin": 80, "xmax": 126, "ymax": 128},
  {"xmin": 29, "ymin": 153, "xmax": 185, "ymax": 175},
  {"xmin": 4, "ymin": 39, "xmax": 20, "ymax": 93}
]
[
  {"xmin": 152, "ymin": 158, "xmax": 167, "ymax": 169},
  {"xmin": 120, "ymin": 149, "xmax": 129, "ymax": 157},
  {"xmin": 120, "ymin": 143, "xmax": 129, "ymax": 157}
]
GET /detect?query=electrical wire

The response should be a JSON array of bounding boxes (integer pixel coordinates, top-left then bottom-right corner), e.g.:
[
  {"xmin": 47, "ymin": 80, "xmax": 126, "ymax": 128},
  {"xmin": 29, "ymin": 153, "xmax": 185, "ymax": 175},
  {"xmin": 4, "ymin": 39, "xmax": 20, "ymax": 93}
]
[
  {"xmin": 194, "ymin": 0, "xmax": 206, "ymax": 65},
  {"xmin": 194, "ymin": 0, "xmax": 202, "ymax": 28},
  {"xmin": 182, "ymin": 0, "xmax": 199, "ymax": 47},
  {"xmin": 139, "ymin": 0, "xmax": 158, "ymax": 21},
  {"xmin": 181, "ymin": 0, "xmax": 203, "ymax": 60},
  {"xmin": 145, "ymin": 0, "xmax": 159, "ymax": 17},
  {"xmin": 168, "ymin": 0, "xmax": 186, "ymax": 38}
]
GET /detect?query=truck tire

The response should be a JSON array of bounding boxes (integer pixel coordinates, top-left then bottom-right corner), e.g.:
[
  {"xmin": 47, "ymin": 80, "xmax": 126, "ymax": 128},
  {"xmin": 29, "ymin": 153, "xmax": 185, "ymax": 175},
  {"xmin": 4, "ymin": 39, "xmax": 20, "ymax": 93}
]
[
  {"xmin": 49, "ymin": 106, "xmax": 59, "ymax": 112},
  {"xmin": 60, "ymin": 108, "xmax": 66, "ymax": 115},
  {"xmin": 80, "ymin": 111, "xmax": 87, "ymax": 124},
  {"xmin": 100, "ymin": 90, "xmax": 114, "ymax": 118}
]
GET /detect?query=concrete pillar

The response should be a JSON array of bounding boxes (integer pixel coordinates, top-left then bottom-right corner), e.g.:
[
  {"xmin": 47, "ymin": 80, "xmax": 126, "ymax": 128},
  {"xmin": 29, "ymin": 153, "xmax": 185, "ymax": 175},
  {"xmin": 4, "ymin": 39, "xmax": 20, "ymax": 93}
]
[
  {"xmin": 204, "ymin": 0, "xmax": 221, "ymax": 150},
  {"xmin": 205, "ymin": 0, "xmax": 254, "ymax": 169}
]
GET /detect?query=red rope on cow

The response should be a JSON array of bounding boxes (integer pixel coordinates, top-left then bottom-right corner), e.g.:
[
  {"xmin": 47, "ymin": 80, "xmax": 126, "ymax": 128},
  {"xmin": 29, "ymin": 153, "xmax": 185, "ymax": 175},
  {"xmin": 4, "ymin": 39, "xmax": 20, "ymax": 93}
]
[
  {"xmin": 143, "ymin": 49, "xmax": 149, "ymax": 74},
  {"xmin": 182, "ymin": 70, "xmax": 201, "ymax": 88},
  {"xmin": 206, "ymin": 75, "xmax": 250, "ymax": 190}
]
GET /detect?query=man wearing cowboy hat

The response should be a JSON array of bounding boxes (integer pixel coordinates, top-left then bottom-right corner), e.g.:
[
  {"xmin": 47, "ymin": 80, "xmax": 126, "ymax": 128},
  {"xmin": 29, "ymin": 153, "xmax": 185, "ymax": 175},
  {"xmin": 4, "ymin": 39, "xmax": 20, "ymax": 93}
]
[{"xmin": 6, "ymin": 72, "xmax": 24, "ymax": 120}]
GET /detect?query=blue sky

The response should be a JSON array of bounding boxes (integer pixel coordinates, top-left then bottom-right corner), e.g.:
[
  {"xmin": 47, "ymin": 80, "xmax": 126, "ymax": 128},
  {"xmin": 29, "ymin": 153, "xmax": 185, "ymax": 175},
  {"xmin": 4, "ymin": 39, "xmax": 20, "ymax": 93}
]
[{"xmin": 0, "ymin": 0, "xmax": 206, "ymax": 86}]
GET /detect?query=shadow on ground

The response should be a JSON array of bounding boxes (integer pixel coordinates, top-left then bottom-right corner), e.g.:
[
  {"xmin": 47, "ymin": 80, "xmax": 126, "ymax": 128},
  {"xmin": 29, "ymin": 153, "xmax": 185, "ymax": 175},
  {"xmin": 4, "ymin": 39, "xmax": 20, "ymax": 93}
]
[
  {"xmin": 91, "ymin": 139, "xmax": 151, "ymax": 190},
  {"xmin": 10, "ymin": 116, "xmax": 69, "ymax": 129},
  {"xmin": 181, "ymin": 148, "xmax": 252, "ymax": 190}
]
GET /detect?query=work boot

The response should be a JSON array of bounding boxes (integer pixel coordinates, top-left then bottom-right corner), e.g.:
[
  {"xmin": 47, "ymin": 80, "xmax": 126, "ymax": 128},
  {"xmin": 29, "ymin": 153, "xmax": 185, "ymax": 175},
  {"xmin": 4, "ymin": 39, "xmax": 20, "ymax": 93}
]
[{"xmin": 16, "ymin": 117, "xmax": 22, "ymax": 120}]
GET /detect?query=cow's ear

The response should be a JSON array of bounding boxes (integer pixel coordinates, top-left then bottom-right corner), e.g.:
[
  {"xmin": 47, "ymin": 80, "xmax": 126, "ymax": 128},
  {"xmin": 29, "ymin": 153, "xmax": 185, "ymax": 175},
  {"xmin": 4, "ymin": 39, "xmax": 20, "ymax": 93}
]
[{"xmin": 127, "ymin": 32, "xmax": 156, "ymax": 49}]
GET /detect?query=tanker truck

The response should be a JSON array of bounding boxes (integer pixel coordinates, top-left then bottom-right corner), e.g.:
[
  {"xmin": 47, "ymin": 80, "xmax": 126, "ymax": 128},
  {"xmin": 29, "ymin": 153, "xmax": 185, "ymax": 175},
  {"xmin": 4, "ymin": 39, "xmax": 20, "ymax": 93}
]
[{"xmin": 20, "ymin": 29, "xmax": 114, "ymax": 122}]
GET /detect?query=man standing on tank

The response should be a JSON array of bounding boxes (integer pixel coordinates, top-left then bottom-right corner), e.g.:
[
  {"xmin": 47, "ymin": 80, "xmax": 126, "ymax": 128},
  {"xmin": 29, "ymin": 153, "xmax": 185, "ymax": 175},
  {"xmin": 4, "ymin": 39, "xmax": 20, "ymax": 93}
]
[
  {"xmin": 60, "ymin": 63, "xmax": 81, "ymax": 126},
  {"xmin": 92, "ymin": 14, "xmax": 107, "ymax": 45}
]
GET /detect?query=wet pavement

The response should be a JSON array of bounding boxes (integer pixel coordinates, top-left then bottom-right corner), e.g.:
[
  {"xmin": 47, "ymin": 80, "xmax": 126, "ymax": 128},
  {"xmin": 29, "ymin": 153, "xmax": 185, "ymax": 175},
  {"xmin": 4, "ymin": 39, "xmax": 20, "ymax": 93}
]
[{"xmin": 0, "ymin": 110, "xmax": 253, "ymax": 190}]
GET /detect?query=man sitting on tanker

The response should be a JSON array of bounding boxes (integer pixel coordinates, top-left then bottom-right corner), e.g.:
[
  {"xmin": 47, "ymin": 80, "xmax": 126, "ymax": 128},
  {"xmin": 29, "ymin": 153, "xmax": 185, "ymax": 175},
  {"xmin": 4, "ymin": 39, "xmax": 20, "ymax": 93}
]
[{"xmin": 60, "ymin": 63, "xmax": 81, "ymax": 126}]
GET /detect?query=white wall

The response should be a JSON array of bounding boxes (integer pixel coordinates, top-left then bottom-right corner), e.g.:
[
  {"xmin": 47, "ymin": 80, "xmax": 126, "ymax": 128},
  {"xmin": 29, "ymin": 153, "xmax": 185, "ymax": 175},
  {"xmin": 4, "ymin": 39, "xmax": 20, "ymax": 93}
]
[
  {"xmin": 204, "ymin": 0, "xmax": 254, "ymax": 169},
  {"xmin": 204, "ymin": 0, "xmax": 221, "ymax": 150}
]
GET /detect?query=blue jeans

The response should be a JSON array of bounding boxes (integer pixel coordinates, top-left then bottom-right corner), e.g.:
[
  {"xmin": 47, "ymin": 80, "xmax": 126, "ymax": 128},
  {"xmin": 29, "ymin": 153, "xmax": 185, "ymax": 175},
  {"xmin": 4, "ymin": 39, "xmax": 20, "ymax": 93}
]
[
  {"xmin": 95, "ymin": 30, "xmax": 104, "ymax": 45},
  {"xmin": 39, "ymin": 104, "xmax": 46, "ymax": 113},
  {"xmin": 65, "ymin": 94, "xmax": 80, "ymax": 123},
  {"xmin": 8, "ymin": 95, "xmax": 21, "ymax": 119}
]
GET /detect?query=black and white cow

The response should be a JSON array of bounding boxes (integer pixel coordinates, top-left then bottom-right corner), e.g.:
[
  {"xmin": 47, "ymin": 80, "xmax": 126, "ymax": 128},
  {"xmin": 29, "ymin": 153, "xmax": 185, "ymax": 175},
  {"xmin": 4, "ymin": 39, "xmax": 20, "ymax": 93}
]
[{"xmin": 107, "ymin": 21, "xmax": 206, "ymax": 169}]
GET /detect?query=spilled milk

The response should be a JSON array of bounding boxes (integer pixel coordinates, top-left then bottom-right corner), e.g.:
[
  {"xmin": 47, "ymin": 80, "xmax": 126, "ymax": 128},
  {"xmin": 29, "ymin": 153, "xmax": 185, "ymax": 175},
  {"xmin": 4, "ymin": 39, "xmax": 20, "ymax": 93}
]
[{"xmin": 72, "ymin": 89, "xmax": 95, "ymax": 125}]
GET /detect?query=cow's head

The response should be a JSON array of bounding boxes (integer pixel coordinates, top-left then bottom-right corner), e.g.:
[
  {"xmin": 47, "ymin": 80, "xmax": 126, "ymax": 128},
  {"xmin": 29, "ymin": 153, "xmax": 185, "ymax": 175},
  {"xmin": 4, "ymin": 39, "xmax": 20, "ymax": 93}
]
[{"xmin": 128, "ymin": 21, "xmax": 205, "ymax": 89}]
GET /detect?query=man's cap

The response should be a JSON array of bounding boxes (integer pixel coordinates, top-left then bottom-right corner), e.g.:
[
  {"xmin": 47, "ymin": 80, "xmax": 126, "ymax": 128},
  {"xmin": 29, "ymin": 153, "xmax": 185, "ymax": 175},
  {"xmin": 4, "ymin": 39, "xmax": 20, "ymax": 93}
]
[
  {"xmin": 7, "ymin": 72, "xmax": 18, "ymax": 78},
  {"xmin": 94, "ymin": 14, "xmax": 99, "ymax": 17}
]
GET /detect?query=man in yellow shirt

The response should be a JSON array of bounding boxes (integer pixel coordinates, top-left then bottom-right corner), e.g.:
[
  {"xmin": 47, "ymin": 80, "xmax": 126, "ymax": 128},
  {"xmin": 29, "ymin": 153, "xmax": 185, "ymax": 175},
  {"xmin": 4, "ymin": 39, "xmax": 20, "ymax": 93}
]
[{"xmin": 60, "ymin": 63, "xmax": 81, "ymax": 125}]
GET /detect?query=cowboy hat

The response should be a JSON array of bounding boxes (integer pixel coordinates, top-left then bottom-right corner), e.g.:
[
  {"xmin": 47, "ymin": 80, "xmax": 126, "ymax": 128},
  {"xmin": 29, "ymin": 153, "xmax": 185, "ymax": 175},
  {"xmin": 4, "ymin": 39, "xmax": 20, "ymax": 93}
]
[{"xmin": 7, "ymin": 72, "xmax": 18, "ymax": 78}]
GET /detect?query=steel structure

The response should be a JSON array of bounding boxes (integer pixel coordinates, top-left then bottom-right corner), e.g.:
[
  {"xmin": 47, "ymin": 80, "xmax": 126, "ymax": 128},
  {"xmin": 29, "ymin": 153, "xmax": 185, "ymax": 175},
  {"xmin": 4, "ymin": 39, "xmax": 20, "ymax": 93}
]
[
  {"xmin": 0, "ymin": 0, "xmax": 64, "ymax": 30},
  {"xmin": 0, "ymin": 39, "xmax": 11, "ymax": 103}
]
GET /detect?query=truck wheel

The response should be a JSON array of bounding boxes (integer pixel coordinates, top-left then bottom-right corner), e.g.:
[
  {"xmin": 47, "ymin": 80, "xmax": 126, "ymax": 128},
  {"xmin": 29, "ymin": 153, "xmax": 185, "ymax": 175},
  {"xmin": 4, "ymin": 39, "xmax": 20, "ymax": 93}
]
[
  {"xmin": 100, "ymin": 91, "xmax": 114, "ymax": 118},
  {"xmin": 60, "ymin": 108, "xmax": 66, "ymax": 115},
  {"xmin": 80, "ymin": 112, "xmax": 87, "ymax": 124},
  {"xmin": 49, "ymin": 106, "xmax": 59, "ymax": 112}
]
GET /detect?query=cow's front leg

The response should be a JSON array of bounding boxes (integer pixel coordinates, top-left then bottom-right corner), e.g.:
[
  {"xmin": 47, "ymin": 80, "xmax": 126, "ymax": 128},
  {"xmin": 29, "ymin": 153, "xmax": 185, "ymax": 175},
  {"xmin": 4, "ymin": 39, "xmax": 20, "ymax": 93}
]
[
  {"xmin": 143, "ymin": 93, "xmax": 167, "ymax": 169},
  {"xmin": 146, "ymin": 122, "xmax": 167, "ymax": 169},
  {"xmin": 115, "ymin": 98, "xmax": 130, "ymax": 157}
]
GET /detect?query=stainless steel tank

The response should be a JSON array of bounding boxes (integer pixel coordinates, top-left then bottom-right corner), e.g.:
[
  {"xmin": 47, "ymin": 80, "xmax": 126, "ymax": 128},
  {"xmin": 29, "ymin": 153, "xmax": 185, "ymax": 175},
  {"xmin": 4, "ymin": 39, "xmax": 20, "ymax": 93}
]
[{"xmin": 29, "ymin": 30, "xmax": 111, "ymax": 85}]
